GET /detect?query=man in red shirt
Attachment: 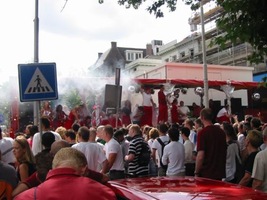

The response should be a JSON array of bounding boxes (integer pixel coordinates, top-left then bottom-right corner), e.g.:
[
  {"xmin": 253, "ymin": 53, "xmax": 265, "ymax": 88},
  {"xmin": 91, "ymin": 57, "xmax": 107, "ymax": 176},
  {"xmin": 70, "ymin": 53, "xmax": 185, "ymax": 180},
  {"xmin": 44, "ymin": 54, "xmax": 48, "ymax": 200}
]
[
  {"xmin": 12, "ymin": 140, "xmax": 109, "ymax": 198},
  {"xmin": 195, "ymin": 108, "xmax": 227, "ymax": 180},
  {"xmin": 158, "ymin": 85, "xmax": 168, "ymax": 124},
  {"xmin": 14, "ymin": 148, "xmax": 116, "ymax": 200}
]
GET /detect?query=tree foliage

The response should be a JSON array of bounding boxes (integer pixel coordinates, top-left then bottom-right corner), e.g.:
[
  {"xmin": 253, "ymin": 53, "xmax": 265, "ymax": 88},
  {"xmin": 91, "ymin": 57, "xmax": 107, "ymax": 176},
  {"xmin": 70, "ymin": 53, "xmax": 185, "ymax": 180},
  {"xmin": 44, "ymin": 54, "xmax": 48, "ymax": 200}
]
[
  {"xmin": 99, "ymin": 0, "xmax": 267, "ymax": 63},
  {"xmin": 215, "ymin": 0, "xmax": 267, "ymax": 64}
]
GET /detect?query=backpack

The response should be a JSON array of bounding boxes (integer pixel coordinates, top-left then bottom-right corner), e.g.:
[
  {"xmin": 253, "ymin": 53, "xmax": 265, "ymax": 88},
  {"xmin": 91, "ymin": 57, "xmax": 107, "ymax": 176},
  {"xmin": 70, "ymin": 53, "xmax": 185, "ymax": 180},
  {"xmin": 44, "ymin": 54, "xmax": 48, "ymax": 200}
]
[
  {"xmin": 157, "ymin": 138, "xmax": 169, "ymax": 170},
  {"xmin": 138, "ymin": 140, "xmax": 151, "ymax": 166}
]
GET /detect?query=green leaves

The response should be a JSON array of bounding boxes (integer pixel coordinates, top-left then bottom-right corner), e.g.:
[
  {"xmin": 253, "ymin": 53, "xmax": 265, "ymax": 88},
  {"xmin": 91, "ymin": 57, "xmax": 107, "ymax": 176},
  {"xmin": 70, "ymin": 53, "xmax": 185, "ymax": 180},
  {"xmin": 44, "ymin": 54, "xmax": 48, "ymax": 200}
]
[{"xmin": 214, "ymin": 0, "xmax": 267, "ymax": 64}]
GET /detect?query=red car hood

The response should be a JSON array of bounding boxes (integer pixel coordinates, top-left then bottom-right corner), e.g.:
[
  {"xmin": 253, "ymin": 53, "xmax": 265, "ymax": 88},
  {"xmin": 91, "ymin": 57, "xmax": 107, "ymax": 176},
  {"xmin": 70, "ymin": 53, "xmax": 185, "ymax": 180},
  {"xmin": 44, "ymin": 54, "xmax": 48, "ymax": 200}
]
[{"xmin": 107, "ymin": 176, "xmax": 267, "ymax": 200}]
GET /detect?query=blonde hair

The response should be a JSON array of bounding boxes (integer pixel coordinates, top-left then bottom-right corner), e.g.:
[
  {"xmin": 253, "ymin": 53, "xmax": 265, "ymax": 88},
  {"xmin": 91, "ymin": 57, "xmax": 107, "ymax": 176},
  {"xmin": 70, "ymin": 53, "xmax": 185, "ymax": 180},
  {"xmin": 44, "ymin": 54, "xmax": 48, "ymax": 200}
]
[
  {"xmin": 148, "ymin": 128, "xmax": 159, "ymax": 140},
  {"xmin": 52, "ymin": 147, "xmax": 87, "ymax": 171},
  {"xmin": 15, "ymin": 135, "xmax": 35, "ymax": 164},
  {"xmin": 55, "ymin": 126, "xmax": 67, "ymax": 139},
  {"xmin": 247, "ymin": 130, "xmax": 263, "ymax": 148},
  {"xmin": 129, "ymin": 124, "xmax": 141, "ymax": 135}
]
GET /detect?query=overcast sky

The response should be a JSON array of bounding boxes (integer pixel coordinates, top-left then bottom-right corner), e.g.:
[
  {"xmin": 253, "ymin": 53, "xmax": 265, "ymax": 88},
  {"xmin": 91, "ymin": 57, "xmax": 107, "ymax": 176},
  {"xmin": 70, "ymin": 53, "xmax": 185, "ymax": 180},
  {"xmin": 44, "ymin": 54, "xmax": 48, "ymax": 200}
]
[{"xmin": 0, "ymin": 0, "xmax": 193, "ymax": 83}]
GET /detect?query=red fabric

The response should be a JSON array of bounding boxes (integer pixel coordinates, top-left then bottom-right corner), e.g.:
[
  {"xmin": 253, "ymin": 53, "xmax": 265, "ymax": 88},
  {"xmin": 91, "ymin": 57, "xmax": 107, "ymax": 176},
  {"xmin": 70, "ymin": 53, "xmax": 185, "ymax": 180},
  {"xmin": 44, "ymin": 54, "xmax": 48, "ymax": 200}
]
[
  {"xmin": 53, "ymin": 111, "xmax": 66, "ymax": 129},
  {"xmin": 22, "ymin": 172, "xmax": 41, "ymax": 188},
  {"xmin": 108, "ymin": 116, "xmax": 122, "ymax": 128},
  {"xmin": 197, "ymin": 125, "xmax": 227, "ymax": 180},
  {"xmin": 15, "ymin": 168, "xmax": 116, "ymax": 200},
  {"xmin": 121, "ymin": 115, "xmax": 131, "ymax": 126},
  {"xmin": 132, "ymin": 78, "xmax": 259, "ymax": 90},
  {"xmin": 158, "ymin": 90, "xmax": 168, "ymax": 123},
  {"xmin": 140, "ymin": 106, "xmax": 153, "ymax": 127},
  {"xmin": 65, "ymin": 112, "xmax": 76, "ymax": 129},
  {"xmin": 171, "ymin": 104, "xmax": 179, "ymax": 124},
  {"xmin": 192, "ymin": 106, "xmax": 202, "ymax": 118},
  {"xmin": 22, "ymin": 168, "xmax": 105, "ymax": 189},
  {"xmin": 216, "ymin": 116, "xmax": 230, "ymax": 124}
]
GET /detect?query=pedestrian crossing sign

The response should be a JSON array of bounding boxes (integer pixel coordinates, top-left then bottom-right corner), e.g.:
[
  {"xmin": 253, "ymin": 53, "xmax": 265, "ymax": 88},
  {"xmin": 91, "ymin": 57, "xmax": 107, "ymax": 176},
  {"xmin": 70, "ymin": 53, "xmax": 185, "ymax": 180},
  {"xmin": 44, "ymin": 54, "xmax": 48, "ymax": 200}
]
[{"xmin": 18, "ymin": 63, "xmax": 58, "ymax": 102}]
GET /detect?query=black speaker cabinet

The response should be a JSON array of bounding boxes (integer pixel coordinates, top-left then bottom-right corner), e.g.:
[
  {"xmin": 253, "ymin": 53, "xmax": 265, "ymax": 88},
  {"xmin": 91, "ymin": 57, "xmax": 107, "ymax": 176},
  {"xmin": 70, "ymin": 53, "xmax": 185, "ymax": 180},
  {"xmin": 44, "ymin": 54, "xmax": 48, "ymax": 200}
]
[{"xmin": 104, "ymin": 84, "xmax": 122, "ymax": 109}]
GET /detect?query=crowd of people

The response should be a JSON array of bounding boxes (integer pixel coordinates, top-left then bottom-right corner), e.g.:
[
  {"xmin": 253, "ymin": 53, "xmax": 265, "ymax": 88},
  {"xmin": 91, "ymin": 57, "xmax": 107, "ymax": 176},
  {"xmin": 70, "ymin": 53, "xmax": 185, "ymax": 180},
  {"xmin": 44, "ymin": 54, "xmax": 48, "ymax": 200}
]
[{"xmin": 1, "ymin": 88, "xmax": 267, "ymax": 199}]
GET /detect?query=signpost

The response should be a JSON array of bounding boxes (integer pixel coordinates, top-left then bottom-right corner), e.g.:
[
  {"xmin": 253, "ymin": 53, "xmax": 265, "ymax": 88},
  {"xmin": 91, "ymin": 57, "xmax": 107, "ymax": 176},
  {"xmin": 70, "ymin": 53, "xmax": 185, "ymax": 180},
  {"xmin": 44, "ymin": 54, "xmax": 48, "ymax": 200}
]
[{"xmin": 18, "ymin": 63, "xmax": 58, "ymax": 102}]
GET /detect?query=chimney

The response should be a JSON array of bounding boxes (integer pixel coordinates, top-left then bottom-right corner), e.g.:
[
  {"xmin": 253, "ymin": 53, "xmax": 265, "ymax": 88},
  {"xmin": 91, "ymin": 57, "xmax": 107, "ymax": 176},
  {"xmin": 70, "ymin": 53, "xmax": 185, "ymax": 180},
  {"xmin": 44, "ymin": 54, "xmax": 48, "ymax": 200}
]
[
  {"xmin": 98, "ymin": 53, "xmax": 103, "ymax": 58},
  {"xmin": 111, "ymin": 41, "xmax": 117, "ymax": 48},
  {"xmin": 146, "ymin": 43, "xmax": 153, "ymax": 56}
]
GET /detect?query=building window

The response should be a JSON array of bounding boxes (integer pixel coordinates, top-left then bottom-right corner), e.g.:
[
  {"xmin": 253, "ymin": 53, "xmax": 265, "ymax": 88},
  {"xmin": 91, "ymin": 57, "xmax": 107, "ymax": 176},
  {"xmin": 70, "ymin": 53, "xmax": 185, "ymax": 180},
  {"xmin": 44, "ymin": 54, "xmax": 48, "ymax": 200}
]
[
  {"xmin": 189, "ymin": 49, "xmax": 194, "ymax": 58},
  {"xmin": 180, "ymin": 51, "xmax": 185, "ymax": 57},
  {"xmin": 172, "ymin": 55, "xmax": 177, "ymax": 61},
  {"xmin": 126, "ymin": 51, "xmax": 143, "ymax": 61}
]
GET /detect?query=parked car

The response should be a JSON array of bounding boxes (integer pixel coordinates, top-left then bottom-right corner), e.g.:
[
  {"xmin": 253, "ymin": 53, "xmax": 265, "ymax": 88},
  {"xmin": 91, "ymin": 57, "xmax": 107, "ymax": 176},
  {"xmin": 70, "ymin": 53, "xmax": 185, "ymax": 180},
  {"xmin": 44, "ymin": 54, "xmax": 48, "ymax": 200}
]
[{"xmin": 107, "ymin": 176, "xmax": 267, "ymax": 200}]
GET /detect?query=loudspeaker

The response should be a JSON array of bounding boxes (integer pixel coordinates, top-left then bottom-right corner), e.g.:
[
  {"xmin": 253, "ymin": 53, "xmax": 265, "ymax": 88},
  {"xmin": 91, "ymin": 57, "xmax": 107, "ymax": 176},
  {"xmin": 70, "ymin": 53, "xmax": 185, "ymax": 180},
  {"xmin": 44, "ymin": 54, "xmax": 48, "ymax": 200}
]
[
  {"xmin": 224, "ymin": 98, "xmax": 242, "ymax": 114},
  {"xmin": 104, "ymin": 84, "xmax": 122, "ymax": 109}
]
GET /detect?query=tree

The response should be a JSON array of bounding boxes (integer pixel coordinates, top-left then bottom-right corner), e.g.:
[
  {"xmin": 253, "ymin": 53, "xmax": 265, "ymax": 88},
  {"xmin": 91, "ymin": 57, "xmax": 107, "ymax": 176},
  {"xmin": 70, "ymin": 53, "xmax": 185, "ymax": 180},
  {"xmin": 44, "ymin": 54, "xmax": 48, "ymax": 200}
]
[
  {"xmin": 99, "ymin": 0, "xmax": 267, "ymax": 63},
  {"xmin": 215, "ymin": 0, "xmax": 267, "ymax": 64}
]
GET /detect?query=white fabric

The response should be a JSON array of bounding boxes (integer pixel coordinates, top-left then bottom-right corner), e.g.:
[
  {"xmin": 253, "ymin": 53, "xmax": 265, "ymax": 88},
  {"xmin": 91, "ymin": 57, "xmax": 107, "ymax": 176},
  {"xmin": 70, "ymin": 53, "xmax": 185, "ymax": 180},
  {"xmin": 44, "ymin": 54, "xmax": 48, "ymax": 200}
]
[
  {"xmin": 217, "ymin": 107, "xmax": 227, "ymax": 118},
  {"xmin": 72, "ymin": 142, "xmax": 107, "ymax": 171},
  {"xmin": 189, "ymin": 130, "xmax": 197, "ymax": 146},
  {"xmin": 142, "ymin": 92, "xmax": 152, "ymax": 107},
  {"xmin": 32, "ymin": 131, "xmax": 62, "ymax": 156},
  {"xmin": 120, "ymin": 139, "xmax": 129, "ymax": 160},
  {"xmin": 162, "ymin": 141, "xmax": 185, "ymax": 176},
  {"xmin": 179, "ymin": 106, "xmax": 190, "ymax": 115},
  {"xmin": 152, "ymin": 135, "xmax": 169, "ymax": 166},
  {"xmin": 0, "ymin": 137, "xmax": 15, "ymax": 164},
  {"xmin": 104, "ymin": 138, "xmax": 124, "ymax": 171},
  {"xmin": 237, "ymin": 133, "xmax": 246, "ymax": 151},
  {"xmin": 183, "ymin": 140, "xmax": 194, "ymax": 163},
  {"xmin": 252, "ymin": 148, "xmax": 267, "ymax": 193}
]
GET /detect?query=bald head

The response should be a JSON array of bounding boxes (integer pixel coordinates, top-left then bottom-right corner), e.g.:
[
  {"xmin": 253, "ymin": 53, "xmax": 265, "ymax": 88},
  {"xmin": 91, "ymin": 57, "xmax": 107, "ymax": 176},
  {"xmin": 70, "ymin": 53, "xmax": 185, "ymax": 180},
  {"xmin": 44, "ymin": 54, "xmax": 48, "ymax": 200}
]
[
  {"xmin": 52, "ymin": 147, "xmax": 87, "ymax": 174},
  {"xmin": 50, "ymin": 140, "xmax": 70, "ymax": 156}
]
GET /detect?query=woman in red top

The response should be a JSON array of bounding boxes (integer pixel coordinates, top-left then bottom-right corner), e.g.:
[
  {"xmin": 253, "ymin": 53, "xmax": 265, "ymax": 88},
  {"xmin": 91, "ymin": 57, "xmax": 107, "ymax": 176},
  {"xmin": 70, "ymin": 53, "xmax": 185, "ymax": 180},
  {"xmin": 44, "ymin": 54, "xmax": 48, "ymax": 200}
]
[
  {"xmin": 65, "ymin": 106, "xmax": 79, "ymax": 129},
  {"xmin": 53, "ymin": 104, "xmax": 68, "ymax": 130}
]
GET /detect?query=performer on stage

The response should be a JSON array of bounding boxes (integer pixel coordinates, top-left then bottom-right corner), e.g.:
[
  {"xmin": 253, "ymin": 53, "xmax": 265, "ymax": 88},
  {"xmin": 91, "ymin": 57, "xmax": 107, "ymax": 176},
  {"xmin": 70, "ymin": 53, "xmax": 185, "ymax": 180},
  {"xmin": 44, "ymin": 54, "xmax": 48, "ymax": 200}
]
[
  {"xmin": 171, "ymin": 98, "xmax": 179, "ymax": 124},
  {"xmin": 216, "ymin": 104, "xmax": 231, "ymax": 124},
  {"xmin": 158, "ymin": 85, "xmax": 168, "ymax": 124},
  {"xmin": 140, "ymin": 86, "xmax": 155, "ymax": 127}
]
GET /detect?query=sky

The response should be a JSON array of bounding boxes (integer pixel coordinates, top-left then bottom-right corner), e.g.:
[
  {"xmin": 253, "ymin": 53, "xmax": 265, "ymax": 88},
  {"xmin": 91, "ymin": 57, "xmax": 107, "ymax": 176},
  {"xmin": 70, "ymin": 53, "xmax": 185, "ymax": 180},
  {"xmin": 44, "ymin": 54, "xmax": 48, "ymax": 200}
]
[{"xmin": 0, "ymin": 0, "xmax": 193, "ymax": 84}]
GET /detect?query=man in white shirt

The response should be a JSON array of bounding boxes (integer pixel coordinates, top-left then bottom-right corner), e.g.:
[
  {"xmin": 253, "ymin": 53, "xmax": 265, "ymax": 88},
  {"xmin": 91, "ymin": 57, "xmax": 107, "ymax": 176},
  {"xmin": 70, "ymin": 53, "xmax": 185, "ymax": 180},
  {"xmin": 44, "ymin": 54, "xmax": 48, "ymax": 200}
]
[
  {"xmin": 72, "ymin": 126, "xmax": 108, "ymax": 173},
  {"xmin": 151, "ymin": 124, "xmax": 169, "ymax": 176},
  {"xmin": 252, "ymin": 127, "xmax": 267, "ymax": 193},
  {"xmin": 102, "ymin": 125, "xmax": 125, "ymax": 180},
  {"xmin": 162, "ymin": 127, "xmax": 185, "ymax": 176},
  {"xmin": 31, "ymin": 117, "xmax": 62, "ymax": 156}
]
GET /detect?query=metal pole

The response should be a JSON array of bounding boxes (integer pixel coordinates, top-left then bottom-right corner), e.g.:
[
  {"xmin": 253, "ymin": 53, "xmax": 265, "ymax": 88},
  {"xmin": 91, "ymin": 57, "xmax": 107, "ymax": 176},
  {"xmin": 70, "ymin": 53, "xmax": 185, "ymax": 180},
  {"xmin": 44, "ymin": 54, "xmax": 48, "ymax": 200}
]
[
  {"xmin": 200, "ymin": 1, "xmax": 209, "ymax": 108},
  {"xmin": 115, "ymin": 68, "xmax": 121, "ymax": 129},
  {"xmin": 34, "ymin": 0, "xmax": 42, "ymax": 149},
  {"xmin": 34, "ymin": 0, "xmax": 40, "ymax": 126}
]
